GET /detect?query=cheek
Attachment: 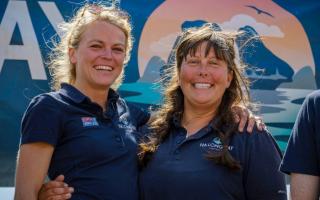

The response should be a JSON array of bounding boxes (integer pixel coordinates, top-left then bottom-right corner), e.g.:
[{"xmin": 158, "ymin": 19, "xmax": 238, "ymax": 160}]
[
  {"xmin": 114, "ymin": 55, "xmax": 125, "ymax": 69},
  {"xmin": 179, "ymin": 67, "xmax": 194, "ymax": 83},
  {"xmin": 75, "ymin": 49, "xmax": 90, "ymax": 65},
  {"xmin": 211, "ymin": 69, "xmax": 230, "ymax": 83}
]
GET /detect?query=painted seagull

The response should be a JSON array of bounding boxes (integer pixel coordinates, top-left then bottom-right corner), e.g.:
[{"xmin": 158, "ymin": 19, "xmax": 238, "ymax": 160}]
[{"xmin": 246, "ymin": 5, "xmax": 274, "ymax": 18}]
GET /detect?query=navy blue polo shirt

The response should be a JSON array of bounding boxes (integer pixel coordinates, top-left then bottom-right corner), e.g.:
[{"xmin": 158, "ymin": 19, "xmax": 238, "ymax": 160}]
[
  {"xmin": 21, "ymin": 83, "xmax": 150, "ymax": 200},
  {"xmin": 140, "ymin": 116, "xmax": 287, "ymax": 200},
  {"xmin": 281, "ymin": 90, "xmax": 320, "ymax": 176}
]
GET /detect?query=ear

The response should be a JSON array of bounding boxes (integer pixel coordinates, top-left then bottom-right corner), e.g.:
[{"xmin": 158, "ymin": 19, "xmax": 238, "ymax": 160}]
[
  {"xmin": 177, "ymin": 70, "xmax": 182, "ymax": 86},
  {"xmin": 226, "ymin": 70, "xmax": 233, "ymax": 88},
  {"xmin": 68, "ymin": 48, "xmax": 77, "ymax": 65}
]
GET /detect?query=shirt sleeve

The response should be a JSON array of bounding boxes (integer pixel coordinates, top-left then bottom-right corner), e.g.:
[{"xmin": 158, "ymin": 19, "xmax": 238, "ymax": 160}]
[
  {"xmin": 20, "ymin": 94, "xmax": 62, "ymax": 146},
  {"xmin": 243, "ymin": 129, "xmax": 287, "ymax": 200},
  {"xmin": 280, "ymin": 92, "xmax": 318, "ymax": 176},
  {"xmin": 127, "ymin": 102, "xmax": 150, "ymax": 128}
]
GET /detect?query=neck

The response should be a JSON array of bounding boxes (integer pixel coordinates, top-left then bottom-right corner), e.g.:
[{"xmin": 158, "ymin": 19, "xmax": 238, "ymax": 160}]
[
  {"xmin": 74, "ymin": 83, "xmax": 109, "ymax": 111},
  {"xmin": 182, "ymin": 105, "xmax": 217, "ymax": 137}
]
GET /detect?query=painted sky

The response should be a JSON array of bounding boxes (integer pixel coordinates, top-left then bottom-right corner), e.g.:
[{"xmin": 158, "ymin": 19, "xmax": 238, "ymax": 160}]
[{"xmin": 138, "ymin": 0, "xmax": 314, "ymax": 78}]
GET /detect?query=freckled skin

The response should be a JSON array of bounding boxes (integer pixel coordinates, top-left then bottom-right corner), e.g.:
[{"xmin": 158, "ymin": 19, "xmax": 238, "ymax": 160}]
[{"xmin": 179, "ymin": 41, "xmax": 233, "ymax": 110}]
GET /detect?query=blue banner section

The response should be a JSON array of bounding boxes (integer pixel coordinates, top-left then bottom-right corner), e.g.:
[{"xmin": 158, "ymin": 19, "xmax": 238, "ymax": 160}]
[{"xmin": 0, "ymin": 0, "xmax": 319, "ymax": 186}]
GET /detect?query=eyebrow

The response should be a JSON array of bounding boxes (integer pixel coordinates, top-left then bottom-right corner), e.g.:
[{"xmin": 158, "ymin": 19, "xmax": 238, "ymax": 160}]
[
  {"xmin": 88, "ymin": 39, "xmax": 125, "ymax": 47},
  {"xmin": 187, "ymin": 55, "xmax": 217, "ymax": 59}
]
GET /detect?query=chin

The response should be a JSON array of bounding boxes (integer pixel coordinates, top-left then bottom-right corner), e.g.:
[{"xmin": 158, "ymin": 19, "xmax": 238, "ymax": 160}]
[{"xmin": 94, "ymin": 83, "xmax": 112, "ymax": 90}]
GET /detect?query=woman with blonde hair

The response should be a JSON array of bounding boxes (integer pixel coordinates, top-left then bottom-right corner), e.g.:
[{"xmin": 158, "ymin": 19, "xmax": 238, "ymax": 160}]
[{"xmin": 15, "ymin": 3, "xmax": 149, "ymax": 200}]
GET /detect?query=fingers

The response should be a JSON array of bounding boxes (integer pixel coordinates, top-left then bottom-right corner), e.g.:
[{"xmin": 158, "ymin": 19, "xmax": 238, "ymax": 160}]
[
  {"xmin": 54, "ymin": 174, "xmax": 65, "ymax": 182},
  {"xmin": 246, "ymin": 116, "xmax": 255, "ymax": 133},
  {"xmin": 255, "ymin": 116, "xmax": 266, "ymax": 131},
  {"xmin": 238, "ymin": 110, "xmax": 248, "ymax": 132},
  {"xmin": 43, "ymin": 180, "xmax": 68, "ymax": 191},
  {"xmin": 232, "ymin": 105, "xmax": 266, "ymax": 133},
  {"xmin": 45, "ymin": 187, "xmax": 74, "ymax": 196},
  {"xmin": 39, "ymin": 186, "xmax": 74, "ymax": 200},
  {"xmin": 246, "ymin": 116, "xmax": 266, "ymax": 133},
  {"xmin": 39, "ymin": 174, "xmax": 74, "ymax": 200},
  {"xmin": 46, "ymin": 193, "xmax": 72, "ymax": 200},
  {"xmin": 231, "ymin": 105, "xmax": 250, "ymax": 132}
]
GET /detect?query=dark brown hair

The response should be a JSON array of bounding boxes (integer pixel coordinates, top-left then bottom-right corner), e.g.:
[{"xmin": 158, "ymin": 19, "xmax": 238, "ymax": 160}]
[{"xmin": 139, "ymin": 23, "xmax": 251, "ymax": 170}]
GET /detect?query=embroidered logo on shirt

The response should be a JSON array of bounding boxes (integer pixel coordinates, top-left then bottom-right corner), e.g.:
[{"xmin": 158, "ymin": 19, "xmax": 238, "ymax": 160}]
[
  {"xmin": 81, "ymin": 117, "xmax": 99, "ymax": 127},
  {"xmin": 200, "ymin": 137, "xmax": 234, "ymax": 152},
  {"xmin": 213, "ymin": 137, "xmax": 222, "ymax": 145}
]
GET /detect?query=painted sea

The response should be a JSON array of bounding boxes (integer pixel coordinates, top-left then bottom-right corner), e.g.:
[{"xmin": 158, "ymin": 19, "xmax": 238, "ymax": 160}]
[{"xmin": 119, "ymin": 82, "xmax": 314, "ymax": 152}]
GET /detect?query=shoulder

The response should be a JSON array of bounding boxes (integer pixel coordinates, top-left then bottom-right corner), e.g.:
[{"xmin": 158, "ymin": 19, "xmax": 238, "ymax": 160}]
[
  {"xmin": 126, "ymin": 102, "xmax": 151, "ymax": 126},
  {"xmin": 302, "ymin": 90, "xmax": 320, "ymax": 110},
  {"xmin": 232, "ymin": 127, "xmax": 283, "ymax": 170},
  {"xmin": 232, "ymin": 127, "xmax": 281, "ymax": 155},
  {"xmin": 248, "ymin": 128, "xmax": 279, "ymax": 149},
  {"xmin": 21, "ymin": 92, "xmax": 65, "ymax": 146},
  {"xmin": 233, "ymin": 126, "xmax": 273, "ymax": 142},
  {"xmin": 306, "ymin": 90, "xmax": 320, "ymax": 111},
  {"xmin": 24, "ymin": 92, "xmax": 63, "ymax": 116},
  {"xmin": 126, "ymin": 102, "xmax": 147, "ymax": 114},
  {"xmin": 30, "ymin": 92, "xmax": 59, "ymax": 104},
  {"xmin": 294, "ymin": 90, "xmax": 320, "ymax": 128},
  {"xmin": 308, "ymin": 90, "xmax": 320, "ymax": 100}
]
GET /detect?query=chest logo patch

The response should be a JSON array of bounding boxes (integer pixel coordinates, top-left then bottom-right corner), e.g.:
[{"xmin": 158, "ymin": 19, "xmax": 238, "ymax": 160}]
[
  {"xmin": 200, "ymin": 137, "xmax": 234, "ymax": 151},
  {"xmin": 81, "ymin": 117, "xmax": 99, "ymax": 127},
  {"xmin": 213, "ymin": 137, "xmax": 222, "ymax": 145}
]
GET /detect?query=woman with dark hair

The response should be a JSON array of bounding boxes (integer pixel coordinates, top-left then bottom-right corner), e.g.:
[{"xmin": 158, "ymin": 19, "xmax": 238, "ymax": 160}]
[{"xmin": 139, "ymin": 24, "xmax": 286, "ymax": 200}]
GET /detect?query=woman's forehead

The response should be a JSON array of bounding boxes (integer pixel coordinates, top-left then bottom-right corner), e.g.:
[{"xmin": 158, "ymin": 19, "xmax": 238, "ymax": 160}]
[{"xmin": 185, "ymin": 42, "xmax": 217, "ymax": 56}]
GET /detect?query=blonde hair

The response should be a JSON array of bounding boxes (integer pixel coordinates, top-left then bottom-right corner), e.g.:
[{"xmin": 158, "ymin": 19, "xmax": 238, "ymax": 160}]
[
  {"xmin": 48, "ymin": 3, "xmax": 133, "ymax": 91},
  {"xmin": 139, "ymin": 24, "xmax": 251, "ymax": 170}
]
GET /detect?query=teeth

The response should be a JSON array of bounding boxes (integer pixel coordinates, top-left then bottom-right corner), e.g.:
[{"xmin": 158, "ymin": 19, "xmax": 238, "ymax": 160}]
[
  {"xmin": 95, "ymin": 65, "xmax": 112, "ymax": 71},
  {"xmin": 194, "ymin": 83, "xmax": 212, "ymax": 89}
]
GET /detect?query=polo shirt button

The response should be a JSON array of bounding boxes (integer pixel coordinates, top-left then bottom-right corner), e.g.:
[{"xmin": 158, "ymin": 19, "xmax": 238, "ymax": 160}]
[{"xmin": 174, "ymin": 150, "xmax": 180, "ymax": 154}]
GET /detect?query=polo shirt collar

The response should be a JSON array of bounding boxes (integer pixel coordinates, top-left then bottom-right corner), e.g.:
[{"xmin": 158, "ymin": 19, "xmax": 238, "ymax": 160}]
[
  {"xmin": 107, "ymin": 88, "xmax": 120, "ymax": 103},
  {"xmin": 59, "ymin": 83, "xmax": 119, "ymax": 104},
  {"xmin": 171, "ymin": 112, "xmax": 219, "ymax": 139}
]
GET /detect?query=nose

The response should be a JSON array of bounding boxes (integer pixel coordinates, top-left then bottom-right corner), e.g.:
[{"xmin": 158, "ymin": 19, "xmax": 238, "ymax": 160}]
[
  {"xmin": 199, "ymin": 64, "xmax": 208, "ymax": 77},
  {"xmin": 101, "ymin": 48, "xmax": 112, "ymax": 59}
]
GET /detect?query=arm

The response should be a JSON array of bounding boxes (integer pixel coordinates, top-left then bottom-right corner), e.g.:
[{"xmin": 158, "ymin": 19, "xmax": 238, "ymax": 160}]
[
  {"xmin": 280, "ymin": 91, "xmax": 320, "ymax": 198},
  {"xmin": 15, "ymin": 94, "xmax": 63, "ymax": 200},
  {"xmin": 291, "ymin": 173, "xmax": 320, "ymax": 200},
  {"xmin": 15, "ymin": 142, "xmax": 54, "ymax": 200}
]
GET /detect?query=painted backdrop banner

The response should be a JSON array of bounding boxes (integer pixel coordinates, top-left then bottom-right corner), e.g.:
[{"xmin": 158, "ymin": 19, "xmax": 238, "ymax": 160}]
[{"xmin": 0, "ymin": 0, "xmax": 319, "ymax": 186}]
